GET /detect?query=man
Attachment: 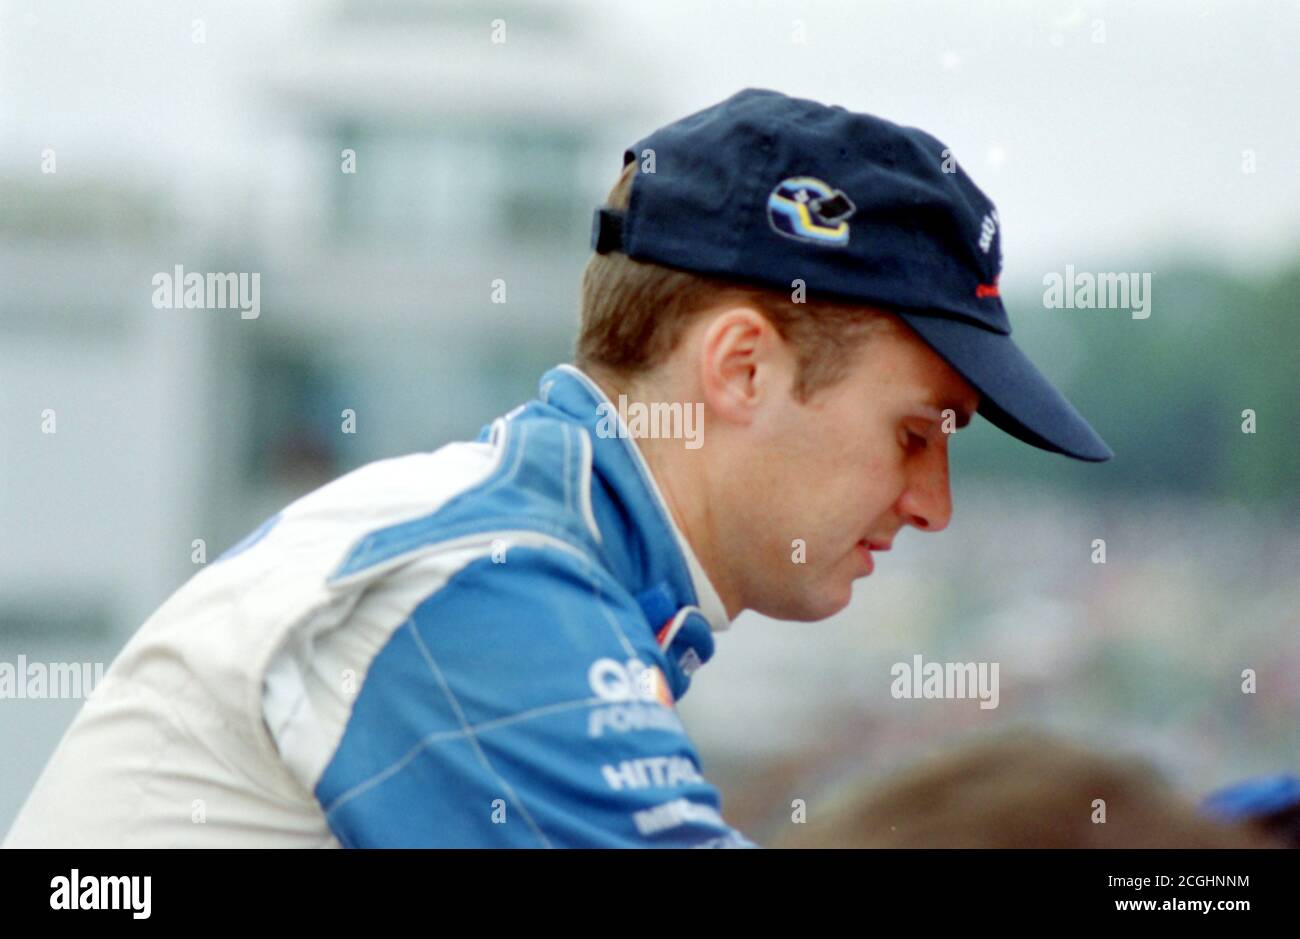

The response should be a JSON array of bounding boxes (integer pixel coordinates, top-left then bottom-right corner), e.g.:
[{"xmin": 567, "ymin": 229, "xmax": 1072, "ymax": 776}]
[{"xmin": 4, "ymin": 88, "xmax": 1111, "ymax": 848}]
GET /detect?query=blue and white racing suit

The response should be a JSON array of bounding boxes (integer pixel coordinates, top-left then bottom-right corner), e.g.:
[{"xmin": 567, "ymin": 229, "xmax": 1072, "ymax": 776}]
[{"xmin": 3, "ymin": 365, "xmax": 756, "ymax": 848}]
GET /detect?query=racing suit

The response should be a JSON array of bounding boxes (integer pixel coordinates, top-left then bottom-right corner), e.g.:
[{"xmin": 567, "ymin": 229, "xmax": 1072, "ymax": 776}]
[{"xmin": 3, "ymin": 365, "xmax": 756, "ymax": 848}]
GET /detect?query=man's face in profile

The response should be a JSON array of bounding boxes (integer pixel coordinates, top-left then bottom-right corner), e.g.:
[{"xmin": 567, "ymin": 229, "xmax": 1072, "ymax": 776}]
[{"xmin": 724, "ymin": 314, "xmax": 979, "ymax": 622}]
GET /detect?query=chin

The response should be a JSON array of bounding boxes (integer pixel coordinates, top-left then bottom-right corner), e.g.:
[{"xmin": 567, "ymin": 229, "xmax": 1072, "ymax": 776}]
[
  {"xmin": 817, "ymin": 585, "xmax": 856, "ymax": 620},
  {"xmin": 768, "ymin": 582, "xmax": 855, "ymax": 622}
]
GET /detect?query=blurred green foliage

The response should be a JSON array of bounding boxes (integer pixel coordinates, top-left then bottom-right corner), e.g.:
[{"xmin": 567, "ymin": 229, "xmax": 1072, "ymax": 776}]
[{"xmin": 954, "ymin": 258, "xmax": 1299, "ymax": 509}]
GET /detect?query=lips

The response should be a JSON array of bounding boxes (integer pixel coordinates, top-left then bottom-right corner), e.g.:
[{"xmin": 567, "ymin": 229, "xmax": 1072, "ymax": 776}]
[{"xmin": 854, "ymin": 540, "xmax": 876, "ymax": 574}]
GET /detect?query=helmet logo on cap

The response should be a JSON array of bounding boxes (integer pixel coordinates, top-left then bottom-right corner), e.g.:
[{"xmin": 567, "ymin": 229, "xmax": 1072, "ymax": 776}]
[{"xmin": 767, "ymin": 176, "xmax": 855, "ymax": 246}]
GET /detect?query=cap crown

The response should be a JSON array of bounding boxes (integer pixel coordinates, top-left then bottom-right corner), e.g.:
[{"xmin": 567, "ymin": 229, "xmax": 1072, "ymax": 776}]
[{"xmin": 610, "ymin": 87, "xmax": 1009, "ymax": 334}]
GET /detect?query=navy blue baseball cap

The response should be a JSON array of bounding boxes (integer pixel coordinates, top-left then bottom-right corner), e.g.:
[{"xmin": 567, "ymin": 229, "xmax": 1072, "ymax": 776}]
[{"xmin": 591, "ymin": 88, "xmax": 1113, "ymax": 462}]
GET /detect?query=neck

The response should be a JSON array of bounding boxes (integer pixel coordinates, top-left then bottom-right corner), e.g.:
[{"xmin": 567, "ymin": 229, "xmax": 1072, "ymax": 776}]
[{"xmin": 586, "ymin": 369, "xmax": 742, "ymax": 620}]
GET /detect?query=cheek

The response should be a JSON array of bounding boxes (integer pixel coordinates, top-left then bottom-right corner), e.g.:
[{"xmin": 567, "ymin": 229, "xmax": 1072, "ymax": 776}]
[
  {"xmin": 756, "ymin": 406, "xmax": 901, "ymax": 528},
  {"xmin": 794, "ymin": 441, "xmax": 901, "ymax": 547},
  {"xmin": 833, "ymin": 429, "xmax": 903, "ymax": 502}
]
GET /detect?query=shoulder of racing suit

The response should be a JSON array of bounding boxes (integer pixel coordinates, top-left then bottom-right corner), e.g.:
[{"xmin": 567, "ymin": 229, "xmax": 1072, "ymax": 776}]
[{"xmin": 258, "ymin": 364, "xmax": 755, "ymax": 847}]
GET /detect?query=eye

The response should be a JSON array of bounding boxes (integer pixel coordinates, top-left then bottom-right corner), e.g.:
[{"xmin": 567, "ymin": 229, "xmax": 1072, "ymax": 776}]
[{"xmin": 899, "ymin": 425, "xmax": 930, "ymax": 452}]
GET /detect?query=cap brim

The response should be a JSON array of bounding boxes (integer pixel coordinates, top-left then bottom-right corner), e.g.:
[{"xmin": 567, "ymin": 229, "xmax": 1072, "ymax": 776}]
[{"xmin": 897, "ymin": 313, "xmax": 1114, "ymax": 462}]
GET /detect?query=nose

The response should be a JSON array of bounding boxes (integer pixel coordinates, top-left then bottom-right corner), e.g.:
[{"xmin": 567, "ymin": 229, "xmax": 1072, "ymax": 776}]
[{"xmin": 895, "ymin": 446, "xmax": 954, "ymax": 534}]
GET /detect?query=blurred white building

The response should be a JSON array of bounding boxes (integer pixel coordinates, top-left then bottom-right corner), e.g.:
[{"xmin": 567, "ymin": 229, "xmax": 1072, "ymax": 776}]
[{"xmin": 0, "ymin": 0, "xmax": 656, "ymax": 831}]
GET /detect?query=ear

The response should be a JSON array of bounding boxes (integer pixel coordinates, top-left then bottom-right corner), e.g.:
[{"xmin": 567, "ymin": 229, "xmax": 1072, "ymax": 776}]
[{"xmin": 696, "ymin": 303, "xmax": 794, "ymax": 424}]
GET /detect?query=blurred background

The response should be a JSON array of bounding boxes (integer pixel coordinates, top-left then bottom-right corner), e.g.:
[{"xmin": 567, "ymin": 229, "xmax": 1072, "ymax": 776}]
[{"xmin": 1, "ymin": 0, "xmax": 1297, "ymax": 842}]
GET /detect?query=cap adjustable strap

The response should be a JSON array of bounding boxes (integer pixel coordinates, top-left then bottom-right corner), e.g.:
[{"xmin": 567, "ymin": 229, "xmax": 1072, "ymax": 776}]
[{"xmin": 591, "ymin": 207, "xmax": 625, "ymax": 254}]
